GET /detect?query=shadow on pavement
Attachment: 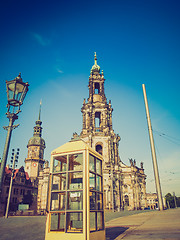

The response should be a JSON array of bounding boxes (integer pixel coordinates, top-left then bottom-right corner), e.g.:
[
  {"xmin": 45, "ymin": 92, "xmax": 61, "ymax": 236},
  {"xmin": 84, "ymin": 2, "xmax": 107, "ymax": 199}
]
[{"xmin": 106, "ymin": 227, "xmax": 129, "ymax": 240}]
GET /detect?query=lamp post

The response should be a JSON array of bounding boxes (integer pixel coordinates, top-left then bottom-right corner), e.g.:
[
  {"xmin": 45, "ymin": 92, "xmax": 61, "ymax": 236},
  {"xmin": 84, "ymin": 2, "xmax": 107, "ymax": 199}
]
[
  {"xmin": 5, "ymin": 148, "xmax": 20, "ymax": 218},
  {"xmin": 0, "ymin": 73, "xmax": 29, "ymax": 193}
]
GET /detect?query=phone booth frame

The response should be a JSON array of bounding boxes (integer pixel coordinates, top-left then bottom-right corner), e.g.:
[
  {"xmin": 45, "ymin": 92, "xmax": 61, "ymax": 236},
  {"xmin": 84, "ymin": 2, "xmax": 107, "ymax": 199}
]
[{"xmin": 45, "ymin": 140, "xmax": 105, "ymax": 240}]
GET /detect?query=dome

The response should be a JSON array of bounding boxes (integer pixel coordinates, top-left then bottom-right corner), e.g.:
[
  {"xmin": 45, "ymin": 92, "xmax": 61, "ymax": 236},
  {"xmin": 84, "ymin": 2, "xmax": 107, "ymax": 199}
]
[
  {"xmin": 91, "ymin": 52, "xmax": 100, "ymax": 73},
  {"xmin": 91, "ymin": 64, "xmax": 100, "ymax": 73},
  {"xmin": 27, "ymin": 136, "xmax": 46, "ymax": 148}
]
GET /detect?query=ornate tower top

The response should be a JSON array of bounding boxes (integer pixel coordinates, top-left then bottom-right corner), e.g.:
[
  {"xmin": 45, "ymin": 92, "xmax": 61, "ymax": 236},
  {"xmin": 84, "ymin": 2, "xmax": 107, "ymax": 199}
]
[
  {"xmin": 27, "ymin": 101, "xmax": 45, "ymax": 148},
  {"xmin": 81, "ymin": 53, "xmax": 115, "ymax": 137},
  {"xmin": 25, "ymin": 101, "xmax": 45, "ymax": 180},
  {"xmin": 34, "ymin": 100, "xmax": 42, "ymax": 137},
  {"xmin": 88, "ymin": 53, "xmax": 106, "ymax": 104},
  {"xmin": 91, "ymin": 52, "xmax": 100, "ymax": 73}
]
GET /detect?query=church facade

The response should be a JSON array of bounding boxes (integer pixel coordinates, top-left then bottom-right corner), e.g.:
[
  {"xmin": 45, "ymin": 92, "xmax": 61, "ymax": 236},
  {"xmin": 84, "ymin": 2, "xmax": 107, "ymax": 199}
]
[
  {"xmin": 78, "ymin": 53, "xmax": 147, "ymax": 210},
  {"xmin": 27, "ymin": 53, "xmax": 147, "ymax": 213}
]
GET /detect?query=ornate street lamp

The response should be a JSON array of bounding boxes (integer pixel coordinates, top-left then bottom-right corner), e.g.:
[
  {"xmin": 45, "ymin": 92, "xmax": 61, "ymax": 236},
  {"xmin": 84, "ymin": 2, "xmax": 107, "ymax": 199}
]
[{"xmin": 0, "ymin": 73, "xmax": 29, "ymax": 192}]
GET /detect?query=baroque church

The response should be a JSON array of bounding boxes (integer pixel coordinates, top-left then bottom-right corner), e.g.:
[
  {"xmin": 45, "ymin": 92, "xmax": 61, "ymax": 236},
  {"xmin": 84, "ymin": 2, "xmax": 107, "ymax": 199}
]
[
  {"xmin": 74, "ymin": 53, "xmax": 147, "ymax": 210},
  {"xmin": 25, "ymin": 53, "xmax": 147, "ymax": 213}
]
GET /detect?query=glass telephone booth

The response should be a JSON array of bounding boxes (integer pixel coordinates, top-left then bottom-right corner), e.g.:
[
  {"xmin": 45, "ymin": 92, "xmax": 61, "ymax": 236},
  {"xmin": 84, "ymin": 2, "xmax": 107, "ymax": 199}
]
[{"xmin": 45, "ymin": 140, "xmax": 105, "ymax": 240}]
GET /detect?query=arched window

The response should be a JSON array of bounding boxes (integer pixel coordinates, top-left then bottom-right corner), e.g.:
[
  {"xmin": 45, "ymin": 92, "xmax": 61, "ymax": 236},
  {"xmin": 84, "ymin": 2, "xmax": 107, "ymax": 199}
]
[
  {"xmin": 96, "ymin": 145, "xmax": 102, "ymax": 155},
  {"xmin": 124, "ymin": 195, "xmax": 129, "ymax": 206},
  {"xmin": 94, "ymin": 82, "xmax": 100, "ymax": 94},
  {"xmin": 95, "ymin": 112, "xmax": 101, "ymax": 131}
]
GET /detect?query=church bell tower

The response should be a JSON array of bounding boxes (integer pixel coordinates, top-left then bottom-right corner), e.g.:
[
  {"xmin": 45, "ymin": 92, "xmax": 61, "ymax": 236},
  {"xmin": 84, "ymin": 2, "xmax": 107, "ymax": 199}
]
[
  {"xmin": 25, "ymin": 102, "xmax": 46, "ymax": 181},
  {"xmin": 80, "ymin": 53, "xmax": 121, "ymax": 210}
]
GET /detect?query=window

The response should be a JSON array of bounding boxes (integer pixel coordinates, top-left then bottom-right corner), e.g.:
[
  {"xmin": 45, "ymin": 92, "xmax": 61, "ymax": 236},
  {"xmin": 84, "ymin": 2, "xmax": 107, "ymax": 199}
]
[
  {"xmin": 66, "ymin": 212, "xmax": 83, "ymax": 233},
  {"xmin": 53, "ymin": 155, "xmax": 67, "ymax": 172},
  {"xmin": 21, "ymin": 178, "xmax": 25, "ymax": 183},
  {"xmin": 68, "ymin": 172, "xmax": 83, "ymax": 190},
  {"xmin": 69, "ymin": 154, "xmax": 83, "ymax": 171},
  {"xmin": 51, "ymin": 192, "xmax": 66, "ymax": 211},
  {"xmin": 12, "ymin": 197, "xmax": 17, "ymax": 203},
  {"xmin": 50, "ymin": 153, "xmax": 83, "ymax": 233},
  {"xmin": 89, "ymin": 155, "xmax": 95, "ymax": 172},
  {"xmin": 96, "ymin": 159, "xmax": 102, "ymax": 174},
  {"xmin": 94, "ymin": 82, "xmax": 100, "ymax": 94},
  {"xmin": 20, "ymin": 189, "xmax": 25, "ymax": 195},
  {"xmin": 95, "ymin": 112, "xmax": 101, "ymax": 131},
  {"xmin": 89, "ymin": 155, "xmax": 104, "ymax": 232},
  {"xmin": 52, "ymin": 173, "xmax": 66, "ymax": 191},
  {"xmin": 124, "ymin": 195, "xmax": 129, "ymax": 206},
  {"xmin": 67, "ymin": 191, "xmax": 83, "ymax": 210},
  {"xmin": 50, "ymin": 213, "xmax": 65, "ymax": 231},
  {"xmin": 13, "ymin": 188, "xmax": 18, "ymax": 195},
  {"xmin": 96, "ymin": 145, "xmax": 102, "ymax": 155}
]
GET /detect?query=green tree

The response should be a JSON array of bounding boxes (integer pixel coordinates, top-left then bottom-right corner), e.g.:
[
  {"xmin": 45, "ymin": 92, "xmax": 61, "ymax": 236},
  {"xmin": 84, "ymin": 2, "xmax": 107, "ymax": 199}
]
[
  {"xmin": 165, "ymin": 193, "xmax": 179, "ymax": 208},
  {"xmin": 177, "ymin": 197, "xmax": 180, "ymax": 207}
]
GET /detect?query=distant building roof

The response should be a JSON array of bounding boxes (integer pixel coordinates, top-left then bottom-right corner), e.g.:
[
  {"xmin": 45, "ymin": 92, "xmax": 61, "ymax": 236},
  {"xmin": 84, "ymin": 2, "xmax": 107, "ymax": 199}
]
[{"xmin": 5, "ymin": 166, "xmax": 30, "ymax": 180}]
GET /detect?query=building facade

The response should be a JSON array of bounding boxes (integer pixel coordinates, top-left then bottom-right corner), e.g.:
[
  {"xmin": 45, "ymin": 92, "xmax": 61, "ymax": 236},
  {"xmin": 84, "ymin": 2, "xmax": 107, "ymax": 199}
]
[
  {"xmin": 146, "ymin": 193, "xmax": 158, "ymax": 209},
  {"xmin": 78, "ymin": 53, "xmax": 147, "ymax": 210},
  {"xmin": 32, "ymin": 53, "xmax": 148, "ymax": 213},
  {"xmin": 0, "ymin": 165, "xmax": 35, "ymax": 215},
  {"xmin": 37, "ymin": 161, "xmax": 50, "ymax": 214},
  {"xmin": 120, "ymin": 159, "xmax": 147, "ymax": 210}
]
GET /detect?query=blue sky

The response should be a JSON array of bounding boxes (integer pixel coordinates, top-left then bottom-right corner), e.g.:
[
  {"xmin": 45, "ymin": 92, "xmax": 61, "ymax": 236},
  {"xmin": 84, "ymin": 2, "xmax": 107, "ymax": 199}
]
[{"xmin": 0, "ymin": 0, "xmax": 180, "ymax": 196}]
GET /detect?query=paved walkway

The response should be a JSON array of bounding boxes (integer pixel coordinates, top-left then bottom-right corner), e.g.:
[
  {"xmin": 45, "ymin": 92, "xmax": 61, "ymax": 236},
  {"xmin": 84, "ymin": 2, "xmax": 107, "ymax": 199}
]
[
  {"xmin": 106, "ymin": 208, "xmax": 180, "ymax": 239},
  {"xmin": 0, "ymin": 208, "xmax": 179, "ymax": 239}
]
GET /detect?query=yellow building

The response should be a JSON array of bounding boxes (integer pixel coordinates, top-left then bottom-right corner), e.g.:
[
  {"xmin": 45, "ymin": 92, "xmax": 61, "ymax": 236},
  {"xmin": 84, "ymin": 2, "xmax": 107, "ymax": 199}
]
[{"xmin": 146, "ymin": 193, "xmax": 158, "ymax": 210}]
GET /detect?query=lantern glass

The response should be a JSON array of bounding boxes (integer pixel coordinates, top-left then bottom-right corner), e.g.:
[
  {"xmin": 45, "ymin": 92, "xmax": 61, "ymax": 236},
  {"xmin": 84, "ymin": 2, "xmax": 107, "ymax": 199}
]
[
  {"xmin": 7, "ymin": 81, "xmax": 16, "ymax": 101},
  {"xmin": 6, "ymin": 74, "xmax": 29, "ymax": 107}
]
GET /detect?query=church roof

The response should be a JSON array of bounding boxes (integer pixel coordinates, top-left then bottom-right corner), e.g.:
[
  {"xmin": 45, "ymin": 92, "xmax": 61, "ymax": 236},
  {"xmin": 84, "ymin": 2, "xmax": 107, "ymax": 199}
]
[
  {"xmin": 27, "ymin": 136, "xmax": 46, "ymax": 148},
  {"xmin": 5, "ymin": 166, "xmax": 30, "ymax": 180}
]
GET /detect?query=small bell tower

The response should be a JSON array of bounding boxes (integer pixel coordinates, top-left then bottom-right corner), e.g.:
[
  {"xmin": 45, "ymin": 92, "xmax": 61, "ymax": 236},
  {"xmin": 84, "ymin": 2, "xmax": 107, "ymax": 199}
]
[{"xmin": 25, "ymin": 101, "xmax": 46, "ymax": 181}]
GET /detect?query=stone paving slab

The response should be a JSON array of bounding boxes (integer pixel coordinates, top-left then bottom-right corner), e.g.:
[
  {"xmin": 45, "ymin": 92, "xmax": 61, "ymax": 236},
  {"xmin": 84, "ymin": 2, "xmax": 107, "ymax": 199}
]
[{"xmin": 106, "ymin": 208, "xmax": 180, "ymax": 240}]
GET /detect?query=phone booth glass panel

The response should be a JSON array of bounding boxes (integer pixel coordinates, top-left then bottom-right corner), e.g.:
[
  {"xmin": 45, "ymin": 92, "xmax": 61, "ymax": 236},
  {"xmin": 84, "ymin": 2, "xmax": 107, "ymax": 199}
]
[{"xmin": 45, "ymin": 140, "xmax": 105, "ymax": 240}]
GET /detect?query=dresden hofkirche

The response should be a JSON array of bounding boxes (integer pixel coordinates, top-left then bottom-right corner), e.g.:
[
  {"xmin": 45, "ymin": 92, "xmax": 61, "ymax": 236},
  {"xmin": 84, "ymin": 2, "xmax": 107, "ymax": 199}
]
[
  {"xmin": 73, "ymin": 53, "xmax": 147, "ymax": 210},
  {"xmin": 28, "ymin": 53, "xmax": 147, "ymax": 213}
]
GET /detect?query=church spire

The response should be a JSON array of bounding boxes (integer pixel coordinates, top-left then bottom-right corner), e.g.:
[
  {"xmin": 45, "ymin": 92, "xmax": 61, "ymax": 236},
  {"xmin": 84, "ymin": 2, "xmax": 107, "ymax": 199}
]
[
  {"xmin": 34, "ymin": 101, "xmax": 42, "ymax": 137},
  {"xmin": 38, "ymin": 99, "xmax": 42, "ymax": 121}
]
